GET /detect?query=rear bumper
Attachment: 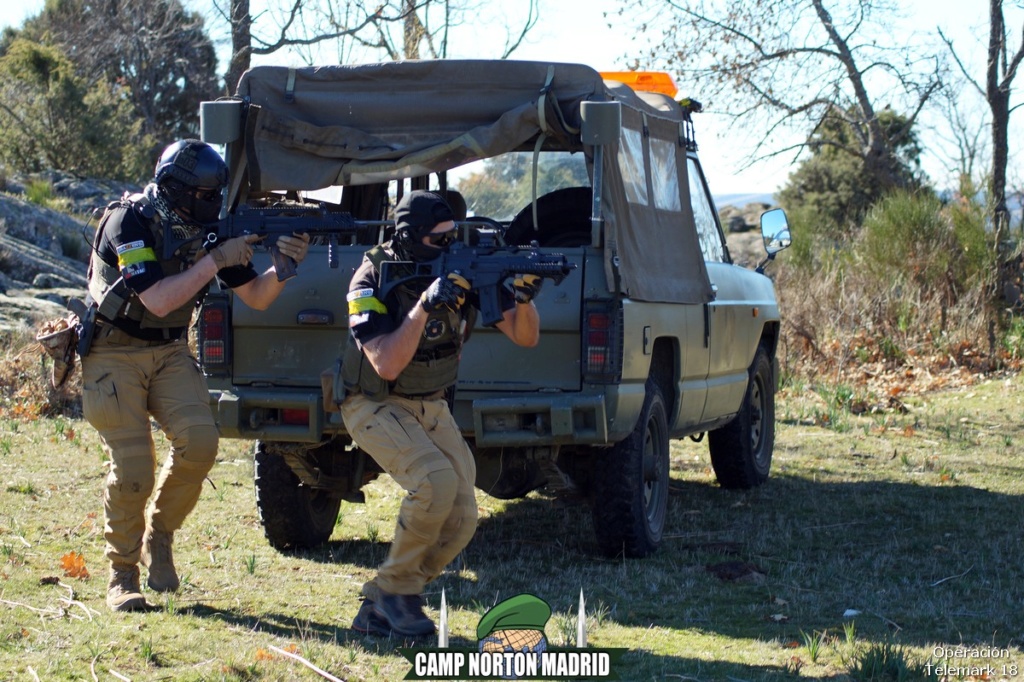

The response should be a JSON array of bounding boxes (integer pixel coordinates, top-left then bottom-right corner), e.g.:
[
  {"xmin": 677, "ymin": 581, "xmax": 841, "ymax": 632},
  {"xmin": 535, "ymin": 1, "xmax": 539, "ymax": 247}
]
[
  {"xmin": 466, "ymin": 394, "xmax": 608, "ymax": 447},
  {"xmin": 209, "ymin": 388, "xmax": 337, "ymax": 443},
  {"xmin": 209, "ymin": 387, "xmax": 610, "ymax": 447}
]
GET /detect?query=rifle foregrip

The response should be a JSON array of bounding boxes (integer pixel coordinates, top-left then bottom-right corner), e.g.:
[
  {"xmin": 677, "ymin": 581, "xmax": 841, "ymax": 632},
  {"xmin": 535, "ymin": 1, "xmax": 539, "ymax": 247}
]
[{"xmin": 270, "ymin": 246, "xmax": 298, "ymax": 282}]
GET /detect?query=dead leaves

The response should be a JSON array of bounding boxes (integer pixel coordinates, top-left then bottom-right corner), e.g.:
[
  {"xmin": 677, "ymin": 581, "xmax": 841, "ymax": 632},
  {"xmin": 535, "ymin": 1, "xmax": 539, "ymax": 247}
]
[
  {"xmin": 59, "ymin": 551, "xmax": 90, "ymax": 579},
  {"xmin": 255, "ymin": 644, "xmax": 299, "ymax": 661}
]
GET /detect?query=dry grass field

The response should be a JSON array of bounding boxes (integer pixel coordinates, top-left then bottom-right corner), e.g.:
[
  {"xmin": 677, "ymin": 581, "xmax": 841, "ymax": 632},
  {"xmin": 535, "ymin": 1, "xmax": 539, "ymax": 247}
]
[{"xmin": 1, "ymin": 339, "xmax": 1022, "ymax": 680}]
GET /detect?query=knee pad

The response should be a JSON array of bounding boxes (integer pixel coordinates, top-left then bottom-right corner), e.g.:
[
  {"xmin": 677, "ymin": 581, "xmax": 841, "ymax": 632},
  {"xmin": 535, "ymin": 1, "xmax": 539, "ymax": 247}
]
[
  {"xmin": 171, "ymin": 423, "xmax": 219, "ymax": 465},
  {"xmin": 107, "ymin": 448, "xmax": 156, "ymax": 499},
  {"xmin": 420, "ymin": 467, "xmax": 459, "ymax": 515}
]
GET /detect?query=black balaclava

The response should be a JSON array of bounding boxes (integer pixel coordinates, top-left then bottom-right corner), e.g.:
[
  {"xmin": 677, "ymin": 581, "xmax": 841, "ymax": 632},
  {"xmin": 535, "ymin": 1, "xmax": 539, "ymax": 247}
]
[{"xmin": 392, "ymin": 190, "xmax": 456, "ymax": 262}]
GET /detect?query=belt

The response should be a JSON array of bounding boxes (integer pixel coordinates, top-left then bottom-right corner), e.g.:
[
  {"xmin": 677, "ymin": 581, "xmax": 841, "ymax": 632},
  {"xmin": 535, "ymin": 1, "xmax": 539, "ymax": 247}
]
[
  {"xmin": 96, "ymin": 322, "xmax": 178, "ymax": 348},
  {"xmin": 391, "ymin": 389, "xmax": 447, "ymax": 400}
]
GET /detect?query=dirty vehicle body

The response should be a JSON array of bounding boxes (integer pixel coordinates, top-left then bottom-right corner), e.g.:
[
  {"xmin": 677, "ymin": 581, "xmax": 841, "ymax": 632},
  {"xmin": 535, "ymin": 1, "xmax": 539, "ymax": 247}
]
[{"xmin": 199, "ymin": 60, "xmax": 791, "ymax": 557}]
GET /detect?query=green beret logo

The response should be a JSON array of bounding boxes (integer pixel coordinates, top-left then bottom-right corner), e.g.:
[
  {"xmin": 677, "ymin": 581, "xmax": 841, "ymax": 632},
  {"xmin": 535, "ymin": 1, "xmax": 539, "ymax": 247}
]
[{"xmin": 399, "ymin": 591, "xmax": 626, "ymax": 680}]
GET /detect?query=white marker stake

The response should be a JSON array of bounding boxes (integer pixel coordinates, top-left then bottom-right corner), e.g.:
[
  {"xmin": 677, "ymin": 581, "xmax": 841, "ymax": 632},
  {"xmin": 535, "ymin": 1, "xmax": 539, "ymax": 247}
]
[
  {"xmin": 577, "ymin": 589, "xmax": 587, "ymax": 648},
  {"xmin": 439, "ymin": 588, "xmax": 448, "ymax": 648}
]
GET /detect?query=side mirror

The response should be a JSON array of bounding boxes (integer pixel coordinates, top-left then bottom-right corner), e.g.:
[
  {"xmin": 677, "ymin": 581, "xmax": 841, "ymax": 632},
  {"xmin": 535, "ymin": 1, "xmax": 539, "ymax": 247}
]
[
  {"xmin": 580, "ymin": 101, "xmax": 622, "ymax": 146},
  {"xmin": 756, "ymin": 208, "xmax": 791, "ymax": 273},
  {"xmin": 760, "ymin": 208, "xmax": 791, "ymax": 255}
]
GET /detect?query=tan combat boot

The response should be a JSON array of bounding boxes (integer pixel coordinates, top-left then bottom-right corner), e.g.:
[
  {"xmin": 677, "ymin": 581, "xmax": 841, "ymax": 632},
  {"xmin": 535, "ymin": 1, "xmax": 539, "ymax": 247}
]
[
  {"xmin": 141, "ymin": 528, "xmax": 180, "ymax": 592},
  {"xmin": 106, "ymin": 563, "xmax": 147, "ymax": 612}
]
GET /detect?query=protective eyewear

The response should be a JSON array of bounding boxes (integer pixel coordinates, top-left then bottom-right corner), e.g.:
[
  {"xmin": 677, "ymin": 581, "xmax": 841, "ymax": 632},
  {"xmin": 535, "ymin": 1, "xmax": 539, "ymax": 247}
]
[
  {"xmin": 194, "ymin": 187, "xmax": 223, "ymax": 203},
  {"xmin": 426, "ymin": 226, "xmax": 458, "ymax": 247}
]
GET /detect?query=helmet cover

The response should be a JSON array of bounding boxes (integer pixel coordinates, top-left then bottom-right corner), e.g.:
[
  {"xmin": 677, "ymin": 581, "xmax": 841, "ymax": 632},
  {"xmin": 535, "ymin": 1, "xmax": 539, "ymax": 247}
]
[{"xmin": 153, "ymin": 139, "xmax": 228, "ymax": 189}]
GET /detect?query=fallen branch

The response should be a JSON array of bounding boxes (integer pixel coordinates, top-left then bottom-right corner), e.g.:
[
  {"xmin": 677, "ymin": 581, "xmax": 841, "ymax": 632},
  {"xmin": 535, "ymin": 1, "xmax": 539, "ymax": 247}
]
[
  {"xmin": 0, "ymin": 598, "xmax": 63, "ymax": 618},
  {"xmin": 269, "ymin": 645, "xmax": 347, "ymax": 682},
  {"xmin": 930, "ymin": 564, "xmax": 974, "ymax": 587},
  {"xmin": 59, "ymin": 581, "xmax": 98, "ymax": 621},
  {"xmin": 869, "ymin": 610, "xmax": 902, "ymax": 632},
  {"xmin": 109, "ymin": 670, "xmax": 131, "ymax": 682}
]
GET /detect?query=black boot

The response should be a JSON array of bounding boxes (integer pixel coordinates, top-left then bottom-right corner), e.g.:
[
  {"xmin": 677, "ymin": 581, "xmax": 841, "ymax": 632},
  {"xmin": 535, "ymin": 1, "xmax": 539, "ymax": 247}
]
[{"xmin": 373, "ymin": 591, "xmax": 435, "ymax": 637}]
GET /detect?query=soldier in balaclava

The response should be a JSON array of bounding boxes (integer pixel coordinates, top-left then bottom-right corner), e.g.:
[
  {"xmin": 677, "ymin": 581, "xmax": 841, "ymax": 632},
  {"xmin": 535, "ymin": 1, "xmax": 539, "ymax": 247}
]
[{"xmin": 341, "ymin": 190, "xmax": 544, "ymax": 636}]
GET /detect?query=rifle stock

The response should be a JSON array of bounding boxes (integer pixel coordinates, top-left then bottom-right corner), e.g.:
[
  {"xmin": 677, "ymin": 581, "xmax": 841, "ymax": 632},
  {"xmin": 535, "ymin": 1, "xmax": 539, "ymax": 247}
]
[{"xmin": 379, "ymin": 238, "xmax": 577, "ymax": 325}]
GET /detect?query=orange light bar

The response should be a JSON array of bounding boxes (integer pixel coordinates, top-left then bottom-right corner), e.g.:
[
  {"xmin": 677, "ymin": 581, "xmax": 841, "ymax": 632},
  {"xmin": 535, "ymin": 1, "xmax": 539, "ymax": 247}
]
[{"xmin": 600, "ymin": 71, "xmax": 678, "ymax": 98}]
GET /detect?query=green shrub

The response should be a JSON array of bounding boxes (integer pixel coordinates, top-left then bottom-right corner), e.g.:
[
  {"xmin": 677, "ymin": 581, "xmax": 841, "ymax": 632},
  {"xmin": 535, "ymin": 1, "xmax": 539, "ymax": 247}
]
[
  {"xmin": 859, "ymin": 188, "xmax": 994, "ymax": 304},
  {"xmin": 860, "ymin": 190, "xmax": 948, "ymax": 290},
  {"xmin": 1002, "ymin": 315, "xmax": 1024, "ymax": 360},
  {"xmin": 25, "ymin": 178, "xmax": 54, "ymax": 206},
  {"xmin": 846, "ymin": 641, "xmax": 938, "ymax": 681}
]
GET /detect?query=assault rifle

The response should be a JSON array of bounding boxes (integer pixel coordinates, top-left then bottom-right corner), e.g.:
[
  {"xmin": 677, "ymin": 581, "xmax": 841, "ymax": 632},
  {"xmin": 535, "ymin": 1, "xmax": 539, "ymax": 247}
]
[
  {"xmin": 163, "ymin": 203, "xmax": 375, "ymax": 281},
  {"xmin": 379, "ymin": 233, "xmax": 576, "ymax": 325}
]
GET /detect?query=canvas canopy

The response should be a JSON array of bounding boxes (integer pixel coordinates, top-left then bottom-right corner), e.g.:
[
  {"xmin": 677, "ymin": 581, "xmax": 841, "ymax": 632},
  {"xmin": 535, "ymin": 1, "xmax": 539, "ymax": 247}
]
[{"xmin": 229, "ymin": 60, "xmax": 712, "ymax": 305}]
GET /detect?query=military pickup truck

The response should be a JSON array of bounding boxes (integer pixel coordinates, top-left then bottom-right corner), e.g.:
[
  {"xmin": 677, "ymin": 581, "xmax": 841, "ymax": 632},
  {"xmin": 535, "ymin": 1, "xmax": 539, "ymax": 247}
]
[{"xmin": 196, "ymin": 60, "xmax": 791, "ymax": 558}]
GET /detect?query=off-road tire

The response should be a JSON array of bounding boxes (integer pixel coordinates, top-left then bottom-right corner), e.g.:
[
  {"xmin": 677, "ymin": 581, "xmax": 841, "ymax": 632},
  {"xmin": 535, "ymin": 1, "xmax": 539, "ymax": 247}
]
[
  {"xmin": 708, "ymin": 344, "xmax": 775, "ymax": 489},
  {"xmin": 254, "ymin": 441, "xmax": 342, "ymax": 551},
  {"xmin": 590, "ymin": 376, "xmax": 670, "ymax": 557}
]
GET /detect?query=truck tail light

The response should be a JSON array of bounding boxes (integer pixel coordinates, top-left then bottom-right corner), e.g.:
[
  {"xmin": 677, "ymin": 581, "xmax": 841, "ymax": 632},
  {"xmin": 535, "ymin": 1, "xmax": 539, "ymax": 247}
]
[
  {"xmin": 198, "ymin": 293, "xmax": 231, "ymax": 375},
  {"xmin": 281, "ymin": 408, "xmax": 310, "ymax": 425},
  {"xmin": 582, "ymin": 299, "xmax": 622, "ymax": 383}
]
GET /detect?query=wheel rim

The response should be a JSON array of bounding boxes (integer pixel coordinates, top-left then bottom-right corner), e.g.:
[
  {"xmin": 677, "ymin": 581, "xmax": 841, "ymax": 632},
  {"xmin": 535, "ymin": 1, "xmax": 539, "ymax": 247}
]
[
  {"xmin": 750, "ymin": 370, "xmax": 771, "ymax": 470},
  {"xmin": 641, "ymin": 411, "xmax": 668, "ymax": 535},
  {"xmin": 750, "ymin": 376, "xmax": 763, "ymax": 450}
]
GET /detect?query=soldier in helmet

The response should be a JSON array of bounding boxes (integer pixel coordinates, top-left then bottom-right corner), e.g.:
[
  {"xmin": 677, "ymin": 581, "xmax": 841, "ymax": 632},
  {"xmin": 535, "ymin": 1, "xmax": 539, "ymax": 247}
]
[
  {"xmin": 81, "ymin": 139, "xmax": 310, "ymax": 611},
  {"xmin": 341, "ymin": 190, "xmax": 544, "ymax": 637}
]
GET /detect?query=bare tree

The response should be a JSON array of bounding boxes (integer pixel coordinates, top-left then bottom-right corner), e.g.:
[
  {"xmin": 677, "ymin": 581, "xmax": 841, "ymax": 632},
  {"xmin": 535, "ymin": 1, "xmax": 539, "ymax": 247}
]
[
  {"xmin": 17, "ymin": 0, "xmax": 219, "ymax": 144},
  {"xmin": 218, "ymin": 0, "xmax": 539, "ymax": 93},
  {"xmin": 624, "ymin": 0, "xmax": 942, "ymax": 191},
  {"xmin": 931, "ymin": 85, "xmax": 989, "ymax": 189},
  {"xmin": 941, "ymin": 0, "xmax": 1024, "ymax": 236}
]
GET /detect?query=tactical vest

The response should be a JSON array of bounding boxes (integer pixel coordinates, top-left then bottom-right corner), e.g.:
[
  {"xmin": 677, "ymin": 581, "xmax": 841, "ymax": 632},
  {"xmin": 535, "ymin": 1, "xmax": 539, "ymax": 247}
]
[
  {"xmin": 87, "ymin": 193, "xmax": 203, "ymax": 333},
  {"xmin": 340, "ymin": 246, "xmax": 475, "ymax": 401}
]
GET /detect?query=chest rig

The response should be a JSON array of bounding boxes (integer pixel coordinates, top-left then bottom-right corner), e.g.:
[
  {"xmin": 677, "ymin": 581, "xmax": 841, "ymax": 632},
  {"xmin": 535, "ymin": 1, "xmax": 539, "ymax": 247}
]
[
  {"xmin": 341, "ymin": 246, "xmax": 476, "ymax": 401},
  {"xmin": 87, "ymin": 193, "xmax": 204, "ymax": 334}
]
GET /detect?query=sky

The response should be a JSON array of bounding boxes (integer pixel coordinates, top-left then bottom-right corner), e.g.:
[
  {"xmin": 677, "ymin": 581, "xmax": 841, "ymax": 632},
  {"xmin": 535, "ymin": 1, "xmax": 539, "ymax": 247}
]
[{"xmin": 0, "ymin": 0, "xmax": 1013, "ymax": 198}]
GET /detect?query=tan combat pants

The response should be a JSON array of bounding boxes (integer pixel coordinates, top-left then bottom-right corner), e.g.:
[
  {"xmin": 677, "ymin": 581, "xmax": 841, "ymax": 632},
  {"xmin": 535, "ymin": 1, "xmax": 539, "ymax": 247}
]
[
  {"xmin": 81, "ymin": 331, "xmax": 219, "ymax": 566},
  {"xmin": 342, "ymin": 393, "xmax": 478, "ymax": 597}
]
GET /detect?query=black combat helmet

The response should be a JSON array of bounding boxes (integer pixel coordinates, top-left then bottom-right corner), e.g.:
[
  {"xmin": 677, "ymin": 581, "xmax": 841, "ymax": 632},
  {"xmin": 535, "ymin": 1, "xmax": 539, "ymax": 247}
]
[{"xmin": 153, "ymin": 139, "xmax": 228, "ymax": 224}]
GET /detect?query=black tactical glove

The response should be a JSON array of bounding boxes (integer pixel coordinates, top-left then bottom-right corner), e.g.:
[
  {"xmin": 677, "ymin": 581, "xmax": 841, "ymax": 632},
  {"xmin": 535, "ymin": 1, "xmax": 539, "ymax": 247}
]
[
  {"xmin": 420, "ymin": 273, "xmax": 470, "ymax": 313},
  {"xmin": 512, "ymin": 274, "xmax": 543, "ymax": 304}
]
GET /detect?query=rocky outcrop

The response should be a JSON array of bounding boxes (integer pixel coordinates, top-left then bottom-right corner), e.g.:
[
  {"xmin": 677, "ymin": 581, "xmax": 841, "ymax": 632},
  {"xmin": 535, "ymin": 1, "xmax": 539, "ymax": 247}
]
[
  {"xmin": 0, "ymin": 172, "xmax": 136, "ymax": 333},
  {"xmin": 718, "ymin": 201, "xmax": 773, "ymax": 233}
]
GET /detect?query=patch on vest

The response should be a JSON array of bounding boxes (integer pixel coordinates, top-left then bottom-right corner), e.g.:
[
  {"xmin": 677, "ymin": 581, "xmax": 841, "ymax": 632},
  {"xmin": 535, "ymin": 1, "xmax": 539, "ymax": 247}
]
[
  {"xmin": 116, "ymin": 240, "xmax": 146, "ymax": 254},
  {"xmin": 424, "ymin": 318, "xmax": 447, "ymax": 340}
]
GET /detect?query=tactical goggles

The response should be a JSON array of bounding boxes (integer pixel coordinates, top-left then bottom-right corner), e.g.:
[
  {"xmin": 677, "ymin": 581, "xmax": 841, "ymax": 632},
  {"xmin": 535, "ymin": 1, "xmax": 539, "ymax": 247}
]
[
  {"xmin": 426, "ymin": 225, "xmax": 458, "ymax": 247},
  {"xmin": 194, "ymin": 187, "xmax": 223, "ymax": 203}
]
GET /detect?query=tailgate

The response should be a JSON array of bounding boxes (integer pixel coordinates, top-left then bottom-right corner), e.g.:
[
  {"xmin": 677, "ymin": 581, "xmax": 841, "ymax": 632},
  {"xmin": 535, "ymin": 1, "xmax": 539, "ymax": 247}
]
[
  {"xmin": 229, "ymin": 246, "xmax": 359, "ymax": 387},
  {"xmin": 457, "ymin": 250, "xmax": 586, "ymax": 393},
  {"xmin": 228, "ymin": 247, "xmax": 586, "ymax": 391}
]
